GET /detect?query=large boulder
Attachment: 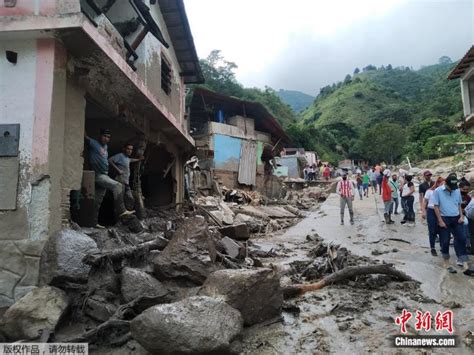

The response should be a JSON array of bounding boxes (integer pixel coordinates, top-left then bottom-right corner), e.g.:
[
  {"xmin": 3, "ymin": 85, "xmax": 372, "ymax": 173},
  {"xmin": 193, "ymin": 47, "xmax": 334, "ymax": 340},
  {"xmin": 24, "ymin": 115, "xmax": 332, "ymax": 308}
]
[
  {"xmin": 153, "ymin": 217, "xmax": 222, "ymax": 285},
  {"xmin": 1, "ymin": 286, "xmax": 69, "ymax": 340},
  {"xmin": 130, "ymin": 296, "xmax": 243, "ymax": 354},
  {"xmin": 199, "ymin": 268, "xmax": 283, "ymax": 326},
  {"xmin": 39, "ymin": 229, "xmax": 99, "ymax": 285},
  {"xmin": 120, "ymin": 267, "xmax": 169, "ymax": 303}
]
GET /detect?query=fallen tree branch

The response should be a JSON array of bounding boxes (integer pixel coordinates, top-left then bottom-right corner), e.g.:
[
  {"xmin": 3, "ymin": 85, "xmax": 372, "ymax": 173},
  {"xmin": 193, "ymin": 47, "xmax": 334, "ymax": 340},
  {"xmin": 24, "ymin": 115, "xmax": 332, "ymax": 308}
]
[
  {"xmin": 64, "ymin": 295, "xmax": 170, "ymax": 344},
  {"xmin": 283, "ymin": 264, "xmax": 414, "ymax": 299},
  {"xmin": 82, "ymin": 236, "xmax": 168, "ymax": 266}
]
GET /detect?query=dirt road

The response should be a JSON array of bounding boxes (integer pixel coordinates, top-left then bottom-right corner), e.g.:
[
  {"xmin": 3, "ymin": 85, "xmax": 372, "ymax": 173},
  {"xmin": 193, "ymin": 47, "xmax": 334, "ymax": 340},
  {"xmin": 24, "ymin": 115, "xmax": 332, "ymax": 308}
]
[{"xmin": 244, "ymin": 191, "xmax": 474, "ymax": 354}]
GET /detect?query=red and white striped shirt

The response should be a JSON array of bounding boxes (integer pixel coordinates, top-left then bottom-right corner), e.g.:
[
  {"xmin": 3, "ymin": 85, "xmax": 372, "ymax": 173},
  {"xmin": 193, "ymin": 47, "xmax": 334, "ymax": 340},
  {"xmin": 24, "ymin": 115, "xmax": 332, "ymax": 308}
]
[{"xmin": 337, "ymin": 179, "xmax": 353, "ymax": 198}]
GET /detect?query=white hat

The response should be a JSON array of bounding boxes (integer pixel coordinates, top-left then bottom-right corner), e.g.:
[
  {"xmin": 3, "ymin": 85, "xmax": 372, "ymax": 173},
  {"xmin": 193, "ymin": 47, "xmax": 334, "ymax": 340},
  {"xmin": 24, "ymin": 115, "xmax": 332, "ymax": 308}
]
[{"xmin": 383, "ymin": 169, "xmax": 391, "ymax": 177}]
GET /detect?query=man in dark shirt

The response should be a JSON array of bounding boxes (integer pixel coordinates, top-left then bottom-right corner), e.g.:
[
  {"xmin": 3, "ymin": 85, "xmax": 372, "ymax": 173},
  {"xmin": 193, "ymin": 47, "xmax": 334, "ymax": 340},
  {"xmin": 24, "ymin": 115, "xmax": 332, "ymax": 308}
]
[
  {"xmin": 85, "ymin": 129, "xmax": 133, "ymax": 227},
  {"xmin": 418, "ymin": 170, "xmax": 434, "ymax": 212}
]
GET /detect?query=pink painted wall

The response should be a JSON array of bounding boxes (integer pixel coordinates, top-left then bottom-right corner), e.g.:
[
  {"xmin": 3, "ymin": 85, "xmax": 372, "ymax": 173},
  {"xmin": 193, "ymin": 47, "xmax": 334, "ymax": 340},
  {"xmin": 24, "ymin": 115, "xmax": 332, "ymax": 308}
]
[{"xmin": 0, "ymin": 0, "xmax": 58, "ymax": 16}]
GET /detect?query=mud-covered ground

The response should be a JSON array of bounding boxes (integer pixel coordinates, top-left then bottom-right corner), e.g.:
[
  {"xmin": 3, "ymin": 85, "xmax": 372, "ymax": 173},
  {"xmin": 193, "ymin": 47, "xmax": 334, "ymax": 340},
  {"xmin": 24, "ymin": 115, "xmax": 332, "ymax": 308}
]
[{"xmin": 243, "ymin": 193, "xmax": 474, "ymax": 354}]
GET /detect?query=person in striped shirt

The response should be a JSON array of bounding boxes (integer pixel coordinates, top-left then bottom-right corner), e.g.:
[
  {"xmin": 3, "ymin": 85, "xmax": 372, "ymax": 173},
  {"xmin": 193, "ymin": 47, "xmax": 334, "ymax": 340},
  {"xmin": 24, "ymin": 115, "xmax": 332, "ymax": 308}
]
[{"xmin": 337, "ymin": 172, "xmax": 355, "ymax": 225}]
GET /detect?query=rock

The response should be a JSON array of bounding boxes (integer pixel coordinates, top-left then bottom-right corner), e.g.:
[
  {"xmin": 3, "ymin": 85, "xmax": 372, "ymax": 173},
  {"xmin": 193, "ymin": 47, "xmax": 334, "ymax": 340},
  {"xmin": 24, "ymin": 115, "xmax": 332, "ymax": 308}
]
[
  {"xmin": 199, "ymin": 268, "xmax": 283, "ymax": 326},
  {"xmin": 234, "ymin": 213, "xmax": 254, "ymax": 223},
  {"xmin": 1, "ymin": 286, "xmax": 69, "ymax": 340},
  {"xmin": 218, "ymin": 224, "xmax": 250, "ymax": 241},
  {"xmin": 120, "ymin": 268, "xmax": 169, "ymax": 303},
  {"xmin": 209, "ymin": 210, "xmax": 225, "ymax": 225},
  {"xmin": 39, "ymin": 229, "xmax": 99, "ymax": 285},
  {"xmin": 153, "ymin": 217, "xmax": 222, "ymax": 285},
  {"xmin": 88, "ymin": 263, "xmax": 120, "ymax": 297},
  {"xmin": 84, "ymin": 294, "xmax": 117, "ymax": 322},
  {"xmin": 217, "ymin": 237, "xmax": 245, "ymax": 259},
  {"xmin": 130, "ymin": 296, "xmax": 243, "ymax": 354},
  {"xmin": 465, "ymin": 170, "xmax": 474, "ymax": 184}
]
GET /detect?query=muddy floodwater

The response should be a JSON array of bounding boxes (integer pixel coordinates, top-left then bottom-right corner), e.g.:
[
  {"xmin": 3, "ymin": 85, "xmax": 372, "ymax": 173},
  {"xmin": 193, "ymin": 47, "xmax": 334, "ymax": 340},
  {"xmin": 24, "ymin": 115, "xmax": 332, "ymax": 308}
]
[{"xmin": 243, "ymin": 193, "xmax": 474, "ymax": 354}]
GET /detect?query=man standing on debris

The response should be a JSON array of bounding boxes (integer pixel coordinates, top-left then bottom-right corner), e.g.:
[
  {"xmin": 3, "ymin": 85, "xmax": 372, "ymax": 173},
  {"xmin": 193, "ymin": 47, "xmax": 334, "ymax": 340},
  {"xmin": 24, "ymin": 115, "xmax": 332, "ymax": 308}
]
[
  {"xmin": 109, "ymin": 143, "xmax": 143, "ymax": 210},
  {"xmin": 85, "ymin": 129, "xmax": 134, "ymax": 228},
  {"xmin": 337, "ymin": 172, "xmax": 354, "ymax": 225},
  {"xmin": 433, "ymin": 173, "xmax": 473, "ymax": 276}
]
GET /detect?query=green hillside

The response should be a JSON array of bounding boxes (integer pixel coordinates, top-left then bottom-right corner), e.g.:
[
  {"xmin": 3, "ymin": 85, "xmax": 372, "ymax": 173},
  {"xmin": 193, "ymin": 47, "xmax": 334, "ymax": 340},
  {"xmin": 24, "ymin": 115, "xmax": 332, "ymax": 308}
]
[
  {"xmin": 294, "ymin": 62, "xmax": 466, "ymax": 163},
  {"xmin": 276, "ymin": 89, "xmax": 315, "ymax": 113}
]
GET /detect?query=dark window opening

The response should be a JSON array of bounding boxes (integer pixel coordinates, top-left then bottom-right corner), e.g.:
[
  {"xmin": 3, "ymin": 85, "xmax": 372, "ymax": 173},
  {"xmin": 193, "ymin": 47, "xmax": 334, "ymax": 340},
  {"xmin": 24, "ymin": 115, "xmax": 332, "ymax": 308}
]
[
  {"xmin": 6, "ymin": 51, "xmax": 17, "ymax": 64},
  {"xmin": 161, "ymin": 57, "xmax": 172, "ymax": 95}
]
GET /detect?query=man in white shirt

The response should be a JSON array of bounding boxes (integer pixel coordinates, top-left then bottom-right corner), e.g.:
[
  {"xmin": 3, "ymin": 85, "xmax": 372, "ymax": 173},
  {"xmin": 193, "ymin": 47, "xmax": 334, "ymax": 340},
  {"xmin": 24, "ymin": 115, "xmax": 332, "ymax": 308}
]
[{"xmin": 337, "ymin": 172, "xmax": 355, "ymax": 225}]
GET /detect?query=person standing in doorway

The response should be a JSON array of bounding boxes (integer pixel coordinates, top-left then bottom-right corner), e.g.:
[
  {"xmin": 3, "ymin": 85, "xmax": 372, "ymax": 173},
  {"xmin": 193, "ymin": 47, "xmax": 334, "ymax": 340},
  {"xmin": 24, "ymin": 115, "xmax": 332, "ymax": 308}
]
[
  {"xmin": 421, "ymin": 177, "xmax": 444, "ymax": 256},
  {"xmin": 109, "ymin": 143, "xmax": 143, "ymax": 211},
  {"xmin": 337, "ymin": 172, "xmax": 354, "ymax": 225},
  {"xmin": 401, "ymin": 175, "xmax": 415, "ymax": 224},
  {"xmin": 85, "ymin": 129, "xmax": 134, "ymax": 228},
  {"xmin": 433, "ymin": 173, "xmax": 473, "ymax": 276},
  {"xmin": 389, "ymin": 173, "xmax": 400, "ymax": 215}
]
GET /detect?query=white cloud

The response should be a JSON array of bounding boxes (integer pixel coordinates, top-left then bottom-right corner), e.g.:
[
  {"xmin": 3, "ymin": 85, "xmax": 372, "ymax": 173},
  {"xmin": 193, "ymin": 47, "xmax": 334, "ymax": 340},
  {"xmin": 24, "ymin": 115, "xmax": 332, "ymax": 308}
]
[{"xmin": 184, "ymin": 0, "xmax": 473, "ymax": 93}]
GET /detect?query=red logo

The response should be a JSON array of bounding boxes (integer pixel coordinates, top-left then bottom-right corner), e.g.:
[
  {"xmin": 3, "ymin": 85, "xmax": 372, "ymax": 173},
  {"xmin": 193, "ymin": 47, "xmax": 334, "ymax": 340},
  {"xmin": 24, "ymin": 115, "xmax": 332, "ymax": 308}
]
[{"xmin": 395, "ymin": 309, "xmax": 412, "ymax": 334}]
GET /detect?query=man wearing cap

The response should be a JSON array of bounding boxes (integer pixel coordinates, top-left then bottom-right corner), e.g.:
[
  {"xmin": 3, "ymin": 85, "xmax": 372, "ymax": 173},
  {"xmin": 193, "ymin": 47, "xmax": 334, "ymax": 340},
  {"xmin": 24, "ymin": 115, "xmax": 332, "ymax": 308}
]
[
  {"xmin": 85, "ymin": 129, "xmax": 134, "ymax": 228},
  {"xmin": 419, "ymin": 170, "xmax": 434, "ymax": 212},
  {"xmin": 337, "ymin": 172, "xmax": 355, "ymax": 225},
  {"xmin": 433, "ymin": 173, "xmax": 473, "ymax": 276}
]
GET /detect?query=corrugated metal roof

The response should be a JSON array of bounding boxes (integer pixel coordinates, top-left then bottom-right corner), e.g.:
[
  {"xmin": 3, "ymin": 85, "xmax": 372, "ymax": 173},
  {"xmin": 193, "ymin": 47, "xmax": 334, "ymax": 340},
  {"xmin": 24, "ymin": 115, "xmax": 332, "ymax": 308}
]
[
  {"xmin": 238, "ymin": 140, "xmax": 257, "ymax": 186},
  {"xmin": 190, "ymin": 88, "xmax": 292, "ymax": 145}
]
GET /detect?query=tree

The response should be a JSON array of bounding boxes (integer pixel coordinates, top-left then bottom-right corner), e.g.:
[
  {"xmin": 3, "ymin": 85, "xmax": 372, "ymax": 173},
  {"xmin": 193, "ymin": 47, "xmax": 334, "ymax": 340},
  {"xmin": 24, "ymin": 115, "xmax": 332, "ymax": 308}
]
[
  {"xmin": 344, "ymin": 74, "xmax": 352, "ymax": 83},
  {"xmin": 438, "ymin": 56, "xmax": 452, "ymax": 65},
  {"xmin": 363, "ymin": 64, "xmax": 377, "ymax": 71},
  {"xmin": 387, "ymin": 64, "xmax": 393, "ymax": 70},
  {"xmin": 355, "ymin": 123, "xmax": 406, "ymax": 164},
  {"xmin": 197, "ymin": 50, "xmax": 244, "ymax": 98},
  {"xmin": 354, "ymin": 67, "xmax": 360, "ymax": 75}
]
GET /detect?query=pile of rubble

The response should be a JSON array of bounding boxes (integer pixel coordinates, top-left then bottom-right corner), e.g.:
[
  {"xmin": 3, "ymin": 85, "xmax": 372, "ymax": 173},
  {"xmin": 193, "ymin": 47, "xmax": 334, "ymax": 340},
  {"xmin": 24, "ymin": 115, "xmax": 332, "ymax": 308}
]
[{"xmin": 0, "ymin": 183, "xmax": 334, "ymax": 353}]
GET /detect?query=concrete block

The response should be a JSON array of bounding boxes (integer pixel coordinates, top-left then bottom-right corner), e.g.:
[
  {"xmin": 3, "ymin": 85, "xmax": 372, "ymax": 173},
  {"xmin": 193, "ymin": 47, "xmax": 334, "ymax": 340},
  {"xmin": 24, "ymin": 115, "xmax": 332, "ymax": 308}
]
[
  {"xmin": 218, "ymin": 237, "xmax": 244, "ymax": 259},
  {"xmin": 218, "ymin": 224, "xmax": 250, "ymax": 241}
]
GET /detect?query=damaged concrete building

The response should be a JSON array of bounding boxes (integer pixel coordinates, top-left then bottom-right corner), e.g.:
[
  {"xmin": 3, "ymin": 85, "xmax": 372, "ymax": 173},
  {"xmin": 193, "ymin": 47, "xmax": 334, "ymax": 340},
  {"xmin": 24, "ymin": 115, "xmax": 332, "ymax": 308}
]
[
  {"xmin": 0, "ymin": 0, "xmax": 202, "ymax": 307},
  {"xmin": 448, "ymin": 45, "xmax": 474, "ymax": 135},
  {"xmin": 189, "ymin": 87, "xmax": 291, "ymax": 196}
]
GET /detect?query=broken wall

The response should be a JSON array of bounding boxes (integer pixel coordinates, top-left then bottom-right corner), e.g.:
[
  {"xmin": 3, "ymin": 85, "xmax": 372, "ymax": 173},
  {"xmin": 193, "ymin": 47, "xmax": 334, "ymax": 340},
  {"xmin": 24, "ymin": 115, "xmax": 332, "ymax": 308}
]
[
  {"xmin": 0, "ymin": 38, "xmax": 85, "ymax": 307},
  {"xmin": 133, "ymin": 2, "xmax": 185, "ymax": 131}
]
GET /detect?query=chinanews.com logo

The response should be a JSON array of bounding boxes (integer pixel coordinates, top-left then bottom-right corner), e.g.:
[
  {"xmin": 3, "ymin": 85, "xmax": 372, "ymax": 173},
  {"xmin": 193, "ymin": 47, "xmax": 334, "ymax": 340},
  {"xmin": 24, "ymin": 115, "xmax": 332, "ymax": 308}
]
[{"xmin": 392, "ymin": 309, "xmax": 457, "ymax": 348}]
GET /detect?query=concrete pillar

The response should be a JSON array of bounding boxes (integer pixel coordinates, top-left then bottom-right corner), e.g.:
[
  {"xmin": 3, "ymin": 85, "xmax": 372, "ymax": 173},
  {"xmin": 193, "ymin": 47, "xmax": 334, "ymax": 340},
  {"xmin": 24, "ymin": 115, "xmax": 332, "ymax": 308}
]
[{"xmin": 0, "ymin": 38, "xmax": 70, "ymax": 307}]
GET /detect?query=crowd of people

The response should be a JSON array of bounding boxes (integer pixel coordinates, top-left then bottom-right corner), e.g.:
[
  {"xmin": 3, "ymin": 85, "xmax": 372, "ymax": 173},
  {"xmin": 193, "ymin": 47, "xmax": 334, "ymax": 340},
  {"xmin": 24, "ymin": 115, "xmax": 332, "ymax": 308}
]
[
  {"xmin": 336, "ymin": 165, "xmax": 474, "ymax": 277},
  {"xmin": 303, "ymin": 163, "xmax": 334, "ymax": 182}
]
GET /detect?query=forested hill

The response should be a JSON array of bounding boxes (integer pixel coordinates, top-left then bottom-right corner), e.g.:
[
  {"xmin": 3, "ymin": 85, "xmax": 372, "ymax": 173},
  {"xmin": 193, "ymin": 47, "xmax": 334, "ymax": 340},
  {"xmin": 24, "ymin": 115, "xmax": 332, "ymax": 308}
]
[
  {"xmin": 290, "ymin": 60, "xmax": 466, "ymax": 163},
  {"xmin": 276, "ymin": 89, "xmax": 315, "ymax": 113}
]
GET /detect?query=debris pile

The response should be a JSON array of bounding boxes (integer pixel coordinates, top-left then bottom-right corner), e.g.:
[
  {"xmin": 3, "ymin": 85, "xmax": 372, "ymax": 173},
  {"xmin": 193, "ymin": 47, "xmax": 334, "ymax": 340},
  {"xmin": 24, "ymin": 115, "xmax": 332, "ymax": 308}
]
[{"xmin": 0, "ymin": 182, "xmax": 344, "ymax": 353}]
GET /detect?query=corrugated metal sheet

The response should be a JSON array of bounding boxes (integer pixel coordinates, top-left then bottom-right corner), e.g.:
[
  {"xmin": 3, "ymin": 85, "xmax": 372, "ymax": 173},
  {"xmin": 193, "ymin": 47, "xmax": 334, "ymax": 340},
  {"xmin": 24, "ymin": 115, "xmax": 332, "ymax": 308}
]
[{"xmin": 238, "ymin": 141, "xmax": 257, "ymax": 186}]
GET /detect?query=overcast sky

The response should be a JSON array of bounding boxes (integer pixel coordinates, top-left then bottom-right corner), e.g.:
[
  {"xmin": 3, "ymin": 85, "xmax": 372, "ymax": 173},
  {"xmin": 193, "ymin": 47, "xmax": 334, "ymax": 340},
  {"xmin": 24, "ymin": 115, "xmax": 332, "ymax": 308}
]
[{"xmin": 184, "ymin": 0, "xmax": 474, "ymax": 96}]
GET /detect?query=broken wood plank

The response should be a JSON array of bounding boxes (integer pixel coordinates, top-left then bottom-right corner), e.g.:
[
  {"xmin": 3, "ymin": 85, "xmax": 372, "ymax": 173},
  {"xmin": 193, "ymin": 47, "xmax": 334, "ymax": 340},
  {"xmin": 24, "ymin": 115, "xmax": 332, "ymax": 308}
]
[
  {"xmin": 82, "ymin": 236, "xmax": 168, "ymax": 266},
  {"xmin": 283, "ymin": 264, "xmax": 414, "ymax": 299}
]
